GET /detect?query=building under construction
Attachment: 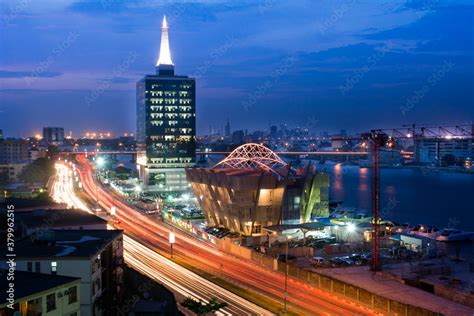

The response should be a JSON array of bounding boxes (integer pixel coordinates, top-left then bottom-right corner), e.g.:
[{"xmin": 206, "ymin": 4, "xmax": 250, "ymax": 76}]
[{"xmin": 186, "ymin": 143, "xmax": 329, "ymax": 236}]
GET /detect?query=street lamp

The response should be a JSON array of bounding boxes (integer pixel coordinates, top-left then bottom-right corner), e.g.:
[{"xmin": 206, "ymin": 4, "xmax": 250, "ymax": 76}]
[
  {"xmin": 96, "ymin": 156, "xmax": 105, "ymax": 168},
  {"xmin": 134, "ymin": 185, "xmax": 142, "ymax": 197},
  {"xmin": 169, "ymin": 230, "xmax": 176, "ymax": 259}
]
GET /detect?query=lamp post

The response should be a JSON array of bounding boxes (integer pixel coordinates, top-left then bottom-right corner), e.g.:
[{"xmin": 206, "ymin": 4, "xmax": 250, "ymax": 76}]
[
  {"xmin": 283, "ymin": 235, "xmax": 292, "ymax": 313},
  {"xmin": 169, "ymin": 230, "xmax": 176, "ymax": 259}
]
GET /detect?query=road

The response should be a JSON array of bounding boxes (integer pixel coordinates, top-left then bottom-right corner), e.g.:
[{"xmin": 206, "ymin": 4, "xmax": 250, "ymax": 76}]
[
  {"xmin": 72, "ymin": 155, "xmax": 378, "ymax": 315},
  {"xmin": 51, "ymin": 162, "xmax": 271, "ymax": 315}
]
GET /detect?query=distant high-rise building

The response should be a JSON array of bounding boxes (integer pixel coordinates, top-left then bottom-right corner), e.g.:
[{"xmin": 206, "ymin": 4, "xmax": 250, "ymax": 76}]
[
  {"xmin": 0, "ymin": 129, "xmax": 3, "ymax": 140},
  {"xmin": 270, "ymin": 125, "xmax": 278, "ymax": 138},
  {"xmin": 137, "ymin": 16, "xmax": 196, "ymax": 193},
  {"xmin": 224, "ymin": 118, "xmax": 231, "ymax": 137},
  {"xmin": 43, "ymin": 127, "xmax": 64, "ymax": 145},
  {"xmin": 232, "ymin": 130, "xmax": 245, "ymax": 144}
]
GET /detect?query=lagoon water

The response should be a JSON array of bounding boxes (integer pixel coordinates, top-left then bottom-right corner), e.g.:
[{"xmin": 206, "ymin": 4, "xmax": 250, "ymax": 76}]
[{"xmin": 321, "ymin": 163, "xmax": 474, "ymax": 231}]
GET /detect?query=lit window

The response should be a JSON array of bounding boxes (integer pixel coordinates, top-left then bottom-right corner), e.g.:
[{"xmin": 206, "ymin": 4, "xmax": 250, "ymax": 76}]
[{"xmin": 51, "ymin": 261, "xmax": 57, "ymax": 274}]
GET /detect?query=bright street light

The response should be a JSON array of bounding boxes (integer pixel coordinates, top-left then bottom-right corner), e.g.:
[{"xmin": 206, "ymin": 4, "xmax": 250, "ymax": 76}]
[
  {"xmin": 96, "ymin": 156, "xmax": 105, "ymax": 167},
  {"xmin": 346, "ymin": 222, "xmax": 356, "ymax": 233}
]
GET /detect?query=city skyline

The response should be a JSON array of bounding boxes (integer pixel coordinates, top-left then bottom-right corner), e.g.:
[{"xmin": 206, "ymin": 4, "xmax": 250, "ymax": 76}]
[
  {"xmin": 1, "ymin": 1, "xmax": 473, "ymax": 137},
  {"xmin": 1, "ymin": 2, "xmax": 473, "ymax": 314}
]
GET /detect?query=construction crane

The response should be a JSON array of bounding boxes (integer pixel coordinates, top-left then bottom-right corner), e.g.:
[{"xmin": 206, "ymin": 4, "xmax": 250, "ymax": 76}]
[{"xmin": 336, "ymin": 124, "xmax": 473, "ymax": 271}]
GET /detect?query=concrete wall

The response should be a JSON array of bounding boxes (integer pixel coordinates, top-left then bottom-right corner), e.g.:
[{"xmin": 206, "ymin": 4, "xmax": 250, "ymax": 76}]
[{"xmin": 432, "ymin": 283, "xmax": 474, "ymax": 308}]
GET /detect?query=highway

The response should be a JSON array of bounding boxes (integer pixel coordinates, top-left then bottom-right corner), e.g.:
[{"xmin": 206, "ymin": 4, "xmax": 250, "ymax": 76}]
[
  {"xmin": 62, "ymin": 156, "xmax": 378, "ymax": 315},
  {"xmin": 51, "ymin": 162, "xmax": 271, "ymax": 315}
]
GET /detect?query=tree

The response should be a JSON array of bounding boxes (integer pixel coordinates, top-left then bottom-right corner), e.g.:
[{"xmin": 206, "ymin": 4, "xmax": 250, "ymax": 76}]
[
  {"xmin": 19, "ymin": 158, "xmax": 54, "ymax": 184},
  {"xmin": 46, "ymin": 145, "xmax": 59, "ymax": 159},
  {"xmin": 181, "ymin": 297, "xmax": 228, "ymax": 316}
]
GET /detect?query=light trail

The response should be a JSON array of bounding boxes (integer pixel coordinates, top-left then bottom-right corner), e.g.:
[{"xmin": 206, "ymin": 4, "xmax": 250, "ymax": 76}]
[
  {"xmin": 73, "ymin": 155, "xmax": 378, "ymax": 316},
  {"xmin": 50, "ymin": 161, "xmax": 273, "ymax": 316},
  {"xmin": 51, "ymin": 163, "xmax": 90, "ymax": 212}
]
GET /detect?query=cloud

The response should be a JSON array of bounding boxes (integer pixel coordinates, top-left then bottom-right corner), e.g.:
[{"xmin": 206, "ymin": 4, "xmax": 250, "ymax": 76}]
[
  {"xmin": 0, "ymin": 70, "xmax": 62, "ymax": 78},
  {"xmin": 97, "ymin": 76, "xmax": 135, "ymax": 84}
]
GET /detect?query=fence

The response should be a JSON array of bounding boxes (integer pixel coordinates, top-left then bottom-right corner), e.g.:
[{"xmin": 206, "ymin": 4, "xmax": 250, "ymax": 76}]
[{"xmin": 226, "ymin": 241, "xmax": 442, "ymax": 316}]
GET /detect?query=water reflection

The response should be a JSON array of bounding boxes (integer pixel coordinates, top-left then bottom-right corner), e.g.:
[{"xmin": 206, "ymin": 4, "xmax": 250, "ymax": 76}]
[{"xmin": 324, "ymin": 164, "xmax": 474, "ymax": 231}]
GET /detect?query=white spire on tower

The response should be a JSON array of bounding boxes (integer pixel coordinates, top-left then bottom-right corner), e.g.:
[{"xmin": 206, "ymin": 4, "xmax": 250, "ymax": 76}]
[{"xmin": 156, "ymin": 15, "xmax": 174, "ymax": 66}]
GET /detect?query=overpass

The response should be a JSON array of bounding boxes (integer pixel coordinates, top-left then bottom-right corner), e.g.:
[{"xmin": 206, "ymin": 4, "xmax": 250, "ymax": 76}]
[{"xmin": 60, "ymin": 150, "xmax": 369, "ymax": 156}]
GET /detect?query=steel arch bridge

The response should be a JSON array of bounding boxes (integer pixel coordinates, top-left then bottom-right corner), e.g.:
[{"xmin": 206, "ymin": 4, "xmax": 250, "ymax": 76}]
[{"xmin": 214, "ymin": 143, "xmax": 288, "ymax": 174}]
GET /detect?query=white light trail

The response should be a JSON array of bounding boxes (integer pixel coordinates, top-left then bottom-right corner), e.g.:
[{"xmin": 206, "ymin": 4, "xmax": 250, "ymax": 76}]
[{"xmin": 50, "ymin": 162, "xmax": 273, "ymax": 316}]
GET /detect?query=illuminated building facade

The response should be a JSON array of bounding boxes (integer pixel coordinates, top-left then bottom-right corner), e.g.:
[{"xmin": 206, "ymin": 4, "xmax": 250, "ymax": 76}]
[
  {"xmin": 137, "ymin": 16, "xmax": 196, "ymax": 193},
  {"xmin": 414, "ymin": 137, "xmax": 473, "ymax": 165},
  {"xmin": 186, "ymin": 144, "xmax": 329, "ymax": 236}
]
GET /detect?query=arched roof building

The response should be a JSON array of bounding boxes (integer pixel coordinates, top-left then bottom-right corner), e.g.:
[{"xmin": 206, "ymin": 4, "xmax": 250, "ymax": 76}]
[{"xmin": 186, "ymin": 144, "xmax": 329, "ymax": 236}]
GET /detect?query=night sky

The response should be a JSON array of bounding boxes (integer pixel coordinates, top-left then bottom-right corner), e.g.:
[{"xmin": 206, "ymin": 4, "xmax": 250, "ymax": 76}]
[{"xmin": 1, "ymin": 0, "xmax": 473, "ymax": 137}]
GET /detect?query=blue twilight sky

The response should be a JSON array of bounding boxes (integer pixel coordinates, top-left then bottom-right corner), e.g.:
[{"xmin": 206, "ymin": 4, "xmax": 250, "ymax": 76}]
[{"xmin": 0, "ymin": 0, "xmax": 473, "ymax": 137}]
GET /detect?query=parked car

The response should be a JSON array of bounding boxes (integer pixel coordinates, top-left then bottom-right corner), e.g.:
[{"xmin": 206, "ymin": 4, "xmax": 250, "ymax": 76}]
[
  {"xmin": 339, "ymin": 256, "xmax": 355, "ymax": 266},
  {"xmin": 329, "ymin": 257, "xmax": 344, "ymax": 267},
  {"xmin": 329, "ymin": 256, "xmax": 354, "ymax": 267},
  {"xmin": 348, "ymin": 253, "xmax": 367, "ymax": 265},
  {"xmin": 310, "ymin": 256, "xmax": 325, "ymax": 266}
]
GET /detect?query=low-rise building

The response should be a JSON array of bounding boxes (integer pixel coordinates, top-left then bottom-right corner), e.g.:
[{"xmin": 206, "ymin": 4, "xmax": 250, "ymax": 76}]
[
  {"xmin": 29, "ymin": 148, "xmax": 48, "ymax": 161},
  {"xmin": 11, "ymin": 229, "xmax": 124, "ymax": 316},
  {"xmin": 0, "ymin": 162, "xmax": 29, "ymax": 182},
  {"xmin": 0, "ymin": 270, "xmax": 81, "ymax": 316},
  {"xmin": 0, "ymin": 139, "xmax": 29, "ymax": 164},
  {"xmin": 414, "ymin": 137, "xmax": 473, "ymax": 165}
]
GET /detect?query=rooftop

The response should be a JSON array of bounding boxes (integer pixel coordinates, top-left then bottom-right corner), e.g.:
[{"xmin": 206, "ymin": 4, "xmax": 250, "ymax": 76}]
[
  {"xmin": 0, "ymin": 270, "xmax": 80, "ymax": 304},
  {"xmin": 2, "ymin": 229, "xmax": 122, "ymax": 259},
  {"xmin": 15, "ymin": 208, "xmax": 107, "ymax": 229}
]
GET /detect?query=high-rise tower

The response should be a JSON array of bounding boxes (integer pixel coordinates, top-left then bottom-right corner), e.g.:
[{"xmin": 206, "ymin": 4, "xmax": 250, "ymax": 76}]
[{"xmin": 137, "ymin": 16, "xmax": 196, "ymax": 194}]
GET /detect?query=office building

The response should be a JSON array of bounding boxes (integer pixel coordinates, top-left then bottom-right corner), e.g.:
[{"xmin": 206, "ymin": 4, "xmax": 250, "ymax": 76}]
[
  {"xmin": 186, "ymin": 143, "xmax": 329, "ymax": 236},
  {"xmin": 137, "ymin": 16, "xmax": 196, "ymax": 193},
  {"xmin": 0, "ymin": 270, "xmax": 81, "ymax": 316},
  {"xmin": 12, "ymin": 229, "xmax": 124, "ymax": 316},
  {"xmin": 43, "ymin": 127, "xmax": 65, "ymax": 145}
]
